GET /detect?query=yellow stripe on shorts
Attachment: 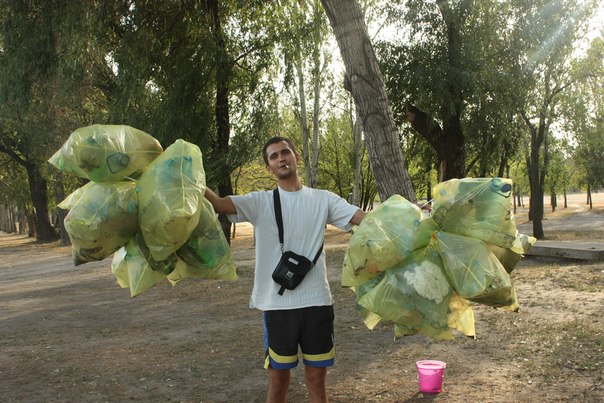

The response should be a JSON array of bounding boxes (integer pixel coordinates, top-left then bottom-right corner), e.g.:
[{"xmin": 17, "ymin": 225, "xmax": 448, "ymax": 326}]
[
  {"xmin": 303, "ymin": 346, "xmax": 335, "ymax": 363},
  {"xmin": 265, "ymin": 347, "xmax": 298, "ymax": 369}
]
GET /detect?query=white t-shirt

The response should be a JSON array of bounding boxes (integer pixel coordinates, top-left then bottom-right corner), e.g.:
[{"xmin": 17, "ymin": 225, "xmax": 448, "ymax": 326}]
[{"xmin": 228, "ymin": 186, "xmax": 359, "ymax": 311}]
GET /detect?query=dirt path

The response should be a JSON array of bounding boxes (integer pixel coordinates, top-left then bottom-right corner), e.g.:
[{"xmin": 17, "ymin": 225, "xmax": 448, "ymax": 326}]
[
  {"xmin": 1, "ymin": 199, "xmax": 603, "ymax": 402},
  {"xmin": 516, "ymin": 192, "xmax": 604, "ymax": 234}
]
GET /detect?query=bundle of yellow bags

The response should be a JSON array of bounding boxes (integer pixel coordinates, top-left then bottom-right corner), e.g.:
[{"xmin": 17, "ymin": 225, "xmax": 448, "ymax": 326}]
[
  {"xmin": 50, "ymin": 124, "xmax": 237, "ymax": 297},
  {"xmin": 343, "ymin": 177, "xmax": 535, "ymax": 340}
]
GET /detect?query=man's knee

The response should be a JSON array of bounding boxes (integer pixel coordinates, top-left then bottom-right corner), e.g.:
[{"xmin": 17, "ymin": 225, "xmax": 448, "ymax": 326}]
[
  {"xmin": 269, "ymin": 368, "xmax": 291, "ymax": 385},
  {"xmin": 304, "ymin": 365, "xmax": 327, "ymax": 385},
  {"xmin": 304, "ymin": 366, "xmax": 328, "ymax": 403},
  {"xmin": 267, "ymin": 368, "xmax": 291, "ymax": 403}
]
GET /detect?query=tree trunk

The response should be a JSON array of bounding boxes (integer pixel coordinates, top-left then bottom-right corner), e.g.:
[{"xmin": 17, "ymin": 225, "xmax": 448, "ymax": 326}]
[
  {"xmin": 527, "ymin": 126, "xmax": 545, "ymax": 239},
  {"xmin": 52, "ymin": 172, "xmax": 71, "ymax": 246},
  {"xmin": 26, "ymin": 208, "xmax": 36, "ymax": 237},
  {"xmin": 25, "ymin": 163, "xmax": 58, "ymax": 242},
  {"xmin": 210, "ymin": 0, "xmax": 233, "ymax": 243},
  {"xmin": 295, "ymin": 55, "xmax": 313, "ymax": 187},
  {"xmin": 18, "ymin": 209, "xmax": 28, "ymax": 235},
  {"xmin": 352, "ymin": 107, "xmax": 363, "ymax": 207},
  {"xmin": 437, "ymin": 1, "xmax": 466, "ymax": 180},
  {"xmin": 322, "ymin": 0, "xmax": 415, "ymax": 202},
  {"xmin": 563, "ymin": 189, "xmax": 567, "ymax": 208},
  {"xmin": 310, "ymin": 47, "xmax": 321, "ymax": 189},
  {"xmin": 0, "ymin": 204, "xmax": 16, "ymax": 233},
  {"xmin": 404, "ymin": 104, "xmax": 464, "ymax": 181}
]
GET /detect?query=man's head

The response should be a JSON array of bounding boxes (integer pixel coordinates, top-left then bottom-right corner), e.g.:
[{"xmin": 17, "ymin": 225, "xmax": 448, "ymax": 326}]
[
  {"xmin": 262, "ymin": 136, "xmax": 298, "ymax": 166},
  {"xmin": 262, "ymin": 136, "xmax": 300, "ymax": 181}
]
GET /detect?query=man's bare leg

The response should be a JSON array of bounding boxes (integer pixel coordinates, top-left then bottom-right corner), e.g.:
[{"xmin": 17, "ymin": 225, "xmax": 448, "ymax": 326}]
[
  {"xmin": 305, "ymin": 366, "xmax": 327, "ymax": 403},
  {"xmin": 267, "ymin": 368, "xmax": 291, "ymax": 403}
]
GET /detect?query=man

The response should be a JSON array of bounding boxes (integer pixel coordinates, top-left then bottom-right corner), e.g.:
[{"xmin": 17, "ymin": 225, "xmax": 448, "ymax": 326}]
[{"xmin": 205, "ymin": 136, "xmax": 365, "ymax": 403}]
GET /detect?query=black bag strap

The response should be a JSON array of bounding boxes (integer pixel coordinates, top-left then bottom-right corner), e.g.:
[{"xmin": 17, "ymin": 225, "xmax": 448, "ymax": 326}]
[{"xmin": 273, "ymin": 188, "xmax": 323, "ymax": 264}]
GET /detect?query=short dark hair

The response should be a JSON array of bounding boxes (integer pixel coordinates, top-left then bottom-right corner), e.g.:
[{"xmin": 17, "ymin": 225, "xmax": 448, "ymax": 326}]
[{"xmin": 262, "ymin": 136, "xmax": 298, "ymax": 165}]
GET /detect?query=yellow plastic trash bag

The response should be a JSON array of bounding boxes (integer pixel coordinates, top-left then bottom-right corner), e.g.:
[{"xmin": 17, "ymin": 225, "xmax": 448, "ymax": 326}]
[
  {"xmin": 169, "ymin": 198, "xmax": 237, "ymax": 283},
  {"xmin": 111, "ymin": 239, "xmax": 166, "ymax": 297},
  {"xmin": 360, "ymin": 284, "xmax": 476, "ymax": 339},
  {"xmin": 111, "ymin": 246, "xmax": 130, "ymax": 289},
  {"xmin": 431, "ymin": 231, "xmax": 518, "ymax": 310},
  {"xmin": 432, "ymin": 177, "xmax": 517, "ymax": 248},
  {"xmin": 137, "ymin": 139, "xmax": 206, "ymax": 261},
  {"xmin": 446, "ymin": 293, "xmax": 476, "ymax": 338},
  {"xmin": 488, "ymin": 232, "xmax": 536, "ymax": 273},
  {"xmin": 342, "ymin": 195, "xmax": 438, "ymax": 288},
  {"xmin": 62, "ymin": 181, "xmax": 138, "ymax": 265},
  {"xmin": 49, "ymin": 124, "xmax": 163, "ymax": 182},
  {"xmin": 355, "ymin": 247, "xmax": 453, "ymax": 340},
  {"xmin": 134, "ymin": 233, "xmax": 178, "ymax": 275},
  {"xmin": 57, "ymin": 185, "xmax": 87, "ymax": 210}
]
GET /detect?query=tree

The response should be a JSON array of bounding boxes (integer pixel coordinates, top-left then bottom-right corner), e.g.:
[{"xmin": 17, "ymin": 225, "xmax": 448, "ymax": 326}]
[
  {"xmin": 544, "ymin": 139, "xmax": 572, "ymax": 212},
  {"xmin": 81, "ymin": 1, "xmax": 282, "ymax": 240},
  {"xmin": 513, "ymin": 0, "xmax": 597, "ymax": 238},
  {"xmin": 321, "ymin": 0, "xmax": 416, "ymax": 202},
  {"xmin": 275, "ymin": 0, "xmax": 338, "ymax": 190},
  {"xmin": 377, "ymin": 0, "xmax": 530, "ymax": 182},
  {"xmin": 0, "ymin": 156, "xmax": 29, "ymax": 233},
  {"xmin": 561, "ymin": 33, "xmax": 604, "ymax": 208},
  {"xmin": 0, "ymin": 1, "xmax": 70, "ymax": 242}
]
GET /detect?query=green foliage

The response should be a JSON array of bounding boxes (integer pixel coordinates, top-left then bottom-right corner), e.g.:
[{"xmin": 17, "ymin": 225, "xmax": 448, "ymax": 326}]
[
  {"xmin": 231, "ymin": 159, "xmax": 275, "ymax": 195},
  {"xmin": 377, "ymin": 1, "xmax": 524, "ymax": 177},
  {"xmin": 1, "ymin": 0, "xmax": 602, "ymax": 225},
  {"xmin": 560, "ymin": 34, "xmax": 604, "ymax": 189},
  {"xmin": 544, "ymin": 138, "xmax": 573, "ymax": 194},
  {"xmin": 318, "ymin": 112, "xmax": 355, "ymax": 197},
  {"xmin": 376, "ymin": 0, "xmax": 599, "ymax": 188},
  {"xmin": 317, "ymin": 109, "xmax": 376, "ymax": 207},
  {"xmin": 0, "ymin": 156, "xmax": 31, "ymax": 210}
]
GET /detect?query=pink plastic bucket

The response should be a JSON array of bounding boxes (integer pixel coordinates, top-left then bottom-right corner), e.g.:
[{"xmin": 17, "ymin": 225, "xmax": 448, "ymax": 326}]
[{"xmin": 416, "ymin": 360, "xmax": 447, "ymax": 393}]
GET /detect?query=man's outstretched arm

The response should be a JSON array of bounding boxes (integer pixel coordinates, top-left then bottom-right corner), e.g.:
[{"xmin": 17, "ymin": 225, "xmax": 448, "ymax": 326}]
[
  {"xmin": 349, "ymin": 209, "xmax": 365, "ymax": 226},
  {"xmin": 205, "ymin": 187, "xmax": 237, "ymax": 215}
]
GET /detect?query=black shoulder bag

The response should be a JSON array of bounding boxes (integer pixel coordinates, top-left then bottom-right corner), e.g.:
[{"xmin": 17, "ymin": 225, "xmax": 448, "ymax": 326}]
[{"xmin": 271, "ymin": 188, "xmax": 323, "ymax": 295}]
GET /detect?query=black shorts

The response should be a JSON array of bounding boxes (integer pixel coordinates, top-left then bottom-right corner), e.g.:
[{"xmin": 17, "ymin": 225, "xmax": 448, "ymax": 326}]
[{"xmin": 263, "ymin": 305, "xmax": 335, "ymax": 370}]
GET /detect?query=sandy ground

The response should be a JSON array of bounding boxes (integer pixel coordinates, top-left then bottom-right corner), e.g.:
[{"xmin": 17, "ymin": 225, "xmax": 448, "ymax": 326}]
[{"xmin": 1, "ymin": 193, "xmax": 603, "ymax": 402}]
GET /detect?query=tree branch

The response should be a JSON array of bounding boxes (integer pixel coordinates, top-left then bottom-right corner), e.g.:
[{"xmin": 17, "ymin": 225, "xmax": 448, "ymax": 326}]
[
  {"xmin": 0, "ymin": 142, "xmax": 27, "ymax": 166},
  {"xmin": 404, "ymin": 104, "xmax": 444, "ymax": 150}
]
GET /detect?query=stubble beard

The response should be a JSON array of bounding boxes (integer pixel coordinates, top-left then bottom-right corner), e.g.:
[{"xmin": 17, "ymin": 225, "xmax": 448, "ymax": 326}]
[{"xmin": 275, "ymin": 168, "xmax": 296, "ymax": 180}]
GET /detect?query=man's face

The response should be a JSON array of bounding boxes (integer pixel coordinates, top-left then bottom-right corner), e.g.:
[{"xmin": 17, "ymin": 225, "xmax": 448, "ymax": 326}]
[{"xmin": 265, "ymin": 141, "xmax": 299, "ymax": 180}]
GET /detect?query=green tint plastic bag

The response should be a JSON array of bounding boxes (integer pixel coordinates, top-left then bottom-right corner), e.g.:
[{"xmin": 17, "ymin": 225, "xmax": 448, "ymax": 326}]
[
  {"xmin": 49, "ymin": 124, "xmax": 163, "ymax": 182},
  {"xmin": 63, "ymin": 181, "xmax": 138, "ymax": 265},
  {"xmin": 447, "ymin": 293, "xmax": 476, "ymax": 338},
  {"xmin": 134, "ymin": 233, "xmax": 178, "ymax": 275},
  {"xmin": 342, "ymin": 195, "xmax": 438, "ymax": 288},
  {"xmin": 111, "ymin": 246, "xmax": 130, "ymax": 289},
  {"xmin": 510, "ymin": 232, "xmax": 537, "ymax": 256},
  {"xmin": 489, "ymin": 232, "xmax": 536, "ymax": 273},
  {"xmin": 111, "ymin": 239, "xmax": 165, "ymax": 297},
  {"xmin": 57, "ymin": 185, "xmax": 87, "ymax": 210},
  {"xmin": 431, "ymin": 231, "xmax": 518, "ymax": 310},
  {"xmin": 170, "ymin": 198, "xmax": 237, "ymax": 283},
  {"xmin": 358, "ymin": 275, "xmax": 476, "ymax": 340},
  {"xmin": 432, "ymin": 177, "xmax": 517, "ymax": 248},
  {"xmin": 355, "ymin": 247, "xmax": 453, "ymax": 340},
  {"xmin": 137, "ymin": 139, "xmax": 206, "ymax": 261}
]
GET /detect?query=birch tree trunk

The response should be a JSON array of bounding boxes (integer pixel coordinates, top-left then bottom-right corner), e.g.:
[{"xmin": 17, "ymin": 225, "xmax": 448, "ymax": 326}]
[
  {"xmin": 352, "ymin": 108, "xmax": 363, "ymax": 207},
  {"xmin": 321, "ymin": 0, "xmax": 415, "ymax": 201},
  {"xmin": 295, "ymin": 55, "xmax": 313, "ymax": 187},
  {"xmin": 310, "ymin": 43, "xmax": 321, "ymax": 189}
]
